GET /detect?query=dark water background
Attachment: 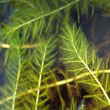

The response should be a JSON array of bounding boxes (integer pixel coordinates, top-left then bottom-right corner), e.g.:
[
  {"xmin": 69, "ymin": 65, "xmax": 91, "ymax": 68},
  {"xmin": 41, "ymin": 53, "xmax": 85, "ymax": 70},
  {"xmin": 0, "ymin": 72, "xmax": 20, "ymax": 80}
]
[
  {"xmin": 71, "ymin": 7, "xmax": 110, "ymax": 58},
  {"xmin": 0, "ymin": 2, "xmax": 11, "ymax": 22},
  {"xmin": 0, "ymin": 2, "xmax": 11, "ymax": 86},
  {"xmin": 81, "ymin": 12, "xmax": 110, "ymax": 58}
]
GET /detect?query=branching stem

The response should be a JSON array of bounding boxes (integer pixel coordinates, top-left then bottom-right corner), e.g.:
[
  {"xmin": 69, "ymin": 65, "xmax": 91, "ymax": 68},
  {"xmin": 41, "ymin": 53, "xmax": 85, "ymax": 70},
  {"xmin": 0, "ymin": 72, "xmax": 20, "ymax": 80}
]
[
  {"xmin": 12, "ymin": 47, "xmax": 21, "ymax": 110},
  {"xmin": 1, "ymin": 69, "xmax": 110, "ymax": 105},
  {"xmin": 0, "ymin": 43, "xmax": 40, "ymax": 49}
]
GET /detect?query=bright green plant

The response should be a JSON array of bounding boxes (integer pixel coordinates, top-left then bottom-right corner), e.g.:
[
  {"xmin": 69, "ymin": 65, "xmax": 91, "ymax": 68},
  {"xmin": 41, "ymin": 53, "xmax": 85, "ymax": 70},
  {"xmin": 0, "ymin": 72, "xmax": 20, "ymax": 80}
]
[{"xmin": 0, "ymin": 0, "xmax": 110, "ymax": 110}]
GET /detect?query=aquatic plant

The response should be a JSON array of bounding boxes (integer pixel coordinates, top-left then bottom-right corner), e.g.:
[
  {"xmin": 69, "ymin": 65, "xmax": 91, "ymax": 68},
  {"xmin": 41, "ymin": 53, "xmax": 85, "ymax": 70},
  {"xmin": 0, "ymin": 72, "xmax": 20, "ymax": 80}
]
[{"xmin": 0, "ymin": 0, "xmax": 110, "ymax": 110}]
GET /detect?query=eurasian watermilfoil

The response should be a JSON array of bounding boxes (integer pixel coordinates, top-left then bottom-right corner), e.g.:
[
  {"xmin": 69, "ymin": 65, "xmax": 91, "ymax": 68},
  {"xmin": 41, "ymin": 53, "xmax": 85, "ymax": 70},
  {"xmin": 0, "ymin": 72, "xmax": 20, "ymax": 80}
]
[{"xmin": 0, "ymin": 0, "xmax": 110, "ymax": 110}]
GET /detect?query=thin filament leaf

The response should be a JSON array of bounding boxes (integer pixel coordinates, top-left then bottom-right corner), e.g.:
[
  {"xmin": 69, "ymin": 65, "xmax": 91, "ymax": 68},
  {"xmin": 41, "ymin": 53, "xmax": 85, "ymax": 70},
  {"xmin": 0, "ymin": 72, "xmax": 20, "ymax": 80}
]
[{"xmin": 60, "ymin": 24, "xmax": 110, "ymax": 104}]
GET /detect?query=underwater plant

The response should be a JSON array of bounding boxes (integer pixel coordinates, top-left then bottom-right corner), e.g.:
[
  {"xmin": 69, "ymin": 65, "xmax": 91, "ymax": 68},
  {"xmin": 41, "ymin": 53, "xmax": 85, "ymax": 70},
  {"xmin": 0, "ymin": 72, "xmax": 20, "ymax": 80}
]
[{"xmin": 0, "ymin": 0, "xmax": 110, "ymax": 110}]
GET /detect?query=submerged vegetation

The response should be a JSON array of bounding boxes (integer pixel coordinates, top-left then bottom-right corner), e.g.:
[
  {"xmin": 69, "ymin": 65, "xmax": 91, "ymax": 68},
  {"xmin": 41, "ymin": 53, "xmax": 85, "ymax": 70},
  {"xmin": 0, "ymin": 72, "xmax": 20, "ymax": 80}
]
[{"xmin": 0, "ymin": 0, "xmax": 110, "ymax": 110}]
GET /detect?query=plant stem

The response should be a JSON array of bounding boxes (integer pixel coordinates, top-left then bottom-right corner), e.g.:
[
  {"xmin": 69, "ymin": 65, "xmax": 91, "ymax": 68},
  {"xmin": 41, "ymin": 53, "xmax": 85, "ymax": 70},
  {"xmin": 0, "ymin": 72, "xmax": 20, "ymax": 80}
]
[{"xmin": 1, "ymin": 69, "xmax": 110, "ymax": 105}]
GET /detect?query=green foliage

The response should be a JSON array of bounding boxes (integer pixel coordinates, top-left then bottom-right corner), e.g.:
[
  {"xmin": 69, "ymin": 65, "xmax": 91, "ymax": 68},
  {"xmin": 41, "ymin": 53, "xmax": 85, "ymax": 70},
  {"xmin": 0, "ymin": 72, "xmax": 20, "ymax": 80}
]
[
  {"xmin": 0, "ymin": 0, "xmax": 110, "ymax": 110},
  {"xmin": 60, "ymin": 24, "xmax": 110, "ymax": 109}
]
